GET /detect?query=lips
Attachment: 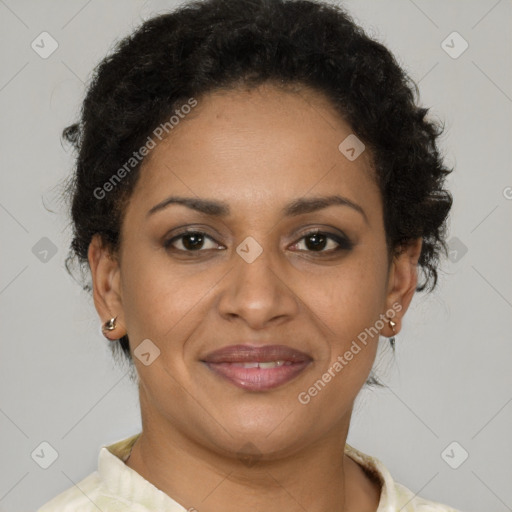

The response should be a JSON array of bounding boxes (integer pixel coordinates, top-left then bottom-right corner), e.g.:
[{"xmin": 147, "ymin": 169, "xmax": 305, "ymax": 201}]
[{"xmin": 201, "ymin": 345, "xmax": 312, "ymax": 391}]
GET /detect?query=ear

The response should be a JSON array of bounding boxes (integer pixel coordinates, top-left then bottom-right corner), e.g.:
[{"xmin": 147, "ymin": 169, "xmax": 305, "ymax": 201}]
[
  {"xmin": 88, "ymin": 234, "xmax": 126, "ymax": 340},
  {"xmin": 383, "ymin": 237, "xmax": 423, "ymax": 336}
]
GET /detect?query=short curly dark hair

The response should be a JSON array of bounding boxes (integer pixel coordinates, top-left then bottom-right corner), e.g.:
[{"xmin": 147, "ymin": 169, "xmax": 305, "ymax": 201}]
[{"xmin": 61, "ymin": 0, "xmax": 453, "ymax": 365}]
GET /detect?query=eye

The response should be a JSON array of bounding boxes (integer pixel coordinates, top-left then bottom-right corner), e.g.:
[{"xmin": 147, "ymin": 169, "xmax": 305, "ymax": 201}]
[
  {"xmin": 164, "ymin": 230, "xmax": 222, "ymax": 253},
  {"xmin": 290, "ymin": 230, "xmax": 353, "ymax": 253},
  {"xmin": 163, "ymin": 228, "xmax": 353, "ymax": 255}
]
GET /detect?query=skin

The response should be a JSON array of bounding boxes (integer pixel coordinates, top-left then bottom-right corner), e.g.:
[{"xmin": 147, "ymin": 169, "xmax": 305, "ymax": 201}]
[{"xmin": 88, "ymin": 82, "xmax": 422, "ymax": 512}]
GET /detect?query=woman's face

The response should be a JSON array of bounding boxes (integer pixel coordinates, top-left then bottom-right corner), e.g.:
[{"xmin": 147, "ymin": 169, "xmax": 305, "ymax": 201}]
[{"xmin": 90, "ymin": 83, "xmax": 420, "ymax": 459}]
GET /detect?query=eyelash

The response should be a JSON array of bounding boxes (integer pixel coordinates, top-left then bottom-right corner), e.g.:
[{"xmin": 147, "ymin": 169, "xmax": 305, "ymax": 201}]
[{"xmin": 163, "ymin": 228, "xmax": 353, "ymax": 256}]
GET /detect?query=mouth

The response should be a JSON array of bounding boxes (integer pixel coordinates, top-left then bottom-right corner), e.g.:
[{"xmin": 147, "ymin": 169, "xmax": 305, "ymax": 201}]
[{"xmin": 201, "ymin": 344, "xmax": 313, "ymax": 391}]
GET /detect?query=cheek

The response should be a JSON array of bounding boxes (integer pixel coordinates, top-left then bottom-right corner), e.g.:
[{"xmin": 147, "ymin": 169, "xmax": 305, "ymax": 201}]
[
  {"xmin": 119, "ymin": 248, "xmax": 221, "ymax": 351},
  {"xmin": 296, "ymin": 279, "xmax": 383, "ymax": 415},
  {"xmin": 296, "ymin": 248, "xmax": 387, "ymax": 376},
  {"xmin": 297, "ymin": 247, "xmax": 388, "ymax": 332},
  {"xmin": 118, "ymin": 247, "xmax": 182, "ymax": 342}
]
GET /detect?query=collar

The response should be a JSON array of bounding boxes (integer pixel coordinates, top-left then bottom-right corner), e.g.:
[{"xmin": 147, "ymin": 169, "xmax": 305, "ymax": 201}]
[{"xmin": 98, "ymin": 432, "xmax": 396, "ymax": 511}]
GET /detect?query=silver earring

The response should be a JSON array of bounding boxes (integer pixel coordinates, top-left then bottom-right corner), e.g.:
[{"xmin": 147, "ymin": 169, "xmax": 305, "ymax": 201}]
[
  {"xmin": 388, "ymin": 319, "xmax": 397, "ymax": 349},
  {"xmin": 102, "ymin": 316, "xmax": 117, "ymax": 338}
]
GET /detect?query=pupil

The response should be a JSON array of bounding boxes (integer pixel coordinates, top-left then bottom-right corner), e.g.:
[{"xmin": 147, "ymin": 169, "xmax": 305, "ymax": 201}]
[
  {"xmin": 183, "ymin": 233, "xmax": 204, "ymax": 250},
  {"xmin": 306, "ymin": 233, "xmax": 326, "ymax": 251}
]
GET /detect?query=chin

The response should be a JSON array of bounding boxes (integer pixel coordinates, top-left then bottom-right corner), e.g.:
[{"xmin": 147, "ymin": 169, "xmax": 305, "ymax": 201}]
[{"xmin": 205, "ymin": 408, "xmax": 313, "ymax": 457}]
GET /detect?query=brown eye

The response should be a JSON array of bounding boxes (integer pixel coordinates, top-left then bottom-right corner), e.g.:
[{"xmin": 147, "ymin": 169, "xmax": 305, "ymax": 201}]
[
  {"xmin": 164, "ymin": 231, "xmax": 220, "ymax": 252},
  {"xmin": 291, "ymin": 230, "xmax": 353, "ymax": 253}
]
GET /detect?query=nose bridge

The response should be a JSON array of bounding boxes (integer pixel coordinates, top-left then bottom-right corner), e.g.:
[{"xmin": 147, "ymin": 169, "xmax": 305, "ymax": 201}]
[{"xmin": 217, "ymin": 233, "xmax": 298, "ymax": 327}]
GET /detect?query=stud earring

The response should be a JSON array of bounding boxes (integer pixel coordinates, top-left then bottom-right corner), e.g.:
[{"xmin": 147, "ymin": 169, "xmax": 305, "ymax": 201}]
[
  {"xmin": 102, "ymin": 316, "xmax": 117, "ymax": 339},
  {"xmin": 388, "ymin": 318, "xmax": 397, "ymax": 349}
]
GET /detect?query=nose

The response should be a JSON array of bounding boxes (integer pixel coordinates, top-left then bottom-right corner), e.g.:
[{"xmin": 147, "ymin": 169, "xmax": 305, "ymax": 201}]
[{"xmin": 216, "ymin": 241, "xmax": 299, "ymax": 330}]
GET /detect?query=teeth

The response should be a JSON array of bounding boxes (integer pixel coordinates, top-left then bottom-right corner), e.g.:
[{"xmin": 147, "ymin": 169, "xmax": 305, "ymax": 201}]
[
  {"xmin": 258, "ymin": 361, "xmax": 285, "ymax": 369},
  {"xmin": 236, "ymin": 362, "xmax": 259, "ymax": 368},
  {"xmin": 232, "ymin": 361, "xmax": 289, "ymax": 368}
]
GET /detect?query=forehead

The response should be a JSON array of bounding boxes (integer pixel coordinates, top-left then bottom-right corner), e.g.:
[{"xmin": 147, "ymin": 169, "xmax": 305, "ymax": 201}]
[{"xmin": 128, "ymin": 83, "xmax": 379, "ymax": 221}]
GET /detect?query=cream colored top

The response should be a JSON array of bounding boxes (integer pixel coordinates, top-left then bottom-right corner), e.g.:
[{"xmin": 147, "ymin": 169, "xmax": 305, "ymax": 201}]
[{"xmin": 37, "ymin": 432, "xmax": 461, "ymax": 511}]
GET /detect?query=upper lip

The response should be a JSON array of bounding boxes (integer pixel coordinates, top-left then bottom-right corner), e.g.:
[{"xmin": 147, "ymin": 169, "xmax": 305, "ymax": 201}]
[{"xmin": 202, "ymin": 344, "xmax": 312, "ymax": 364}]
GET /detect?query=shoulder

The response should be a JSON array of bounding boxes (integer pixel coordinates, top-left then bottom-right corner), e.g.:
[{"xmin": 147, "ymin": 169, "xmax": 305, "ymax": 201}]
[
  {"xmin": 36, "ymin": 470, "xmax": 129, "ymax": 512},
  {"xmin": 393, "ymin": 481, "xmax": 463, "ymax": 511},
  {"xmin": 344, "ymin": 443, "xmax": 463, "ymax": 512},
  {"xmin": 37, "ymin": 434, "xmax": 142, "ymax": 512}
]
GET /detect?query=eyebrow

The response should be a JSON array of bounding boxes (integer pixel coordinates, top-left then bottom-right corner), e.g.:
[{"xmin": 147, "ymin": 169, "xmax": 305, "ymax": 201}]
[{"xmin": 147, "ymin": 194, "xmax": 368, "ymax": 224}]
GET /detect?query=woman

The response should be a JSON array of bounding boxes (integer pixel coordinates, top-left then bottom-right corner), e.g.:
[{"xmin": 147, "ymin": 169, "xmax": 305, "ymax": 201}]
[{"xmin": 38, "ymin": 0, "xmax": 460, "ymax": 510}]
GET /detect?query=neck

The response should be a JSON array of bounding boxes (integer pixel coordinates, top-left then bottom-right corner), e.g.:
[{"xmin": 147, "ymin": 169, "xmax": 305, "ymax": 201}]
[{"xmin": 125, "ymin": 406, "xmax": 380, "ymax": 512}]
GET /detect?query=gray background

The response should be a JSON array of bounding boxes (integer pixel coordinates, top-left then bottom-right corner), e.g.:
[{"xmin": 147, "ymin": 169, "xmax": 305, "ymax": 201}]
[{"xmin": 0, "ymin": 0, "xmax": 511, "ymax": 511}]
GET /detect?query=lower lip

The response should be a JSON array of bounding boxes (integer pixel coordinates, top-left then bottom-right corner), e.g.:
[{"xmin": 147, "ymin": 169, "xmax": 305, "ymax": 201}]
[{"xmin": 203, "ymin": 361, "xmax": 311, "ymax": 391}]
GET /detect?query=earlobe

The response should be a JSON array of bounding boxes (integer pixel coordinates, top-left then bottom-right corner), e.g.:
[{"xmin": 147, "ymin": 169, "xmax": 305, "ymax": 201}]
[
  {"xmin": 384, "ymin": 237, "xmax": 423, "ymax": 336},
  {"xmin": 88, "ymin": 234, "xmax": 126, "ymax": 339}
]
